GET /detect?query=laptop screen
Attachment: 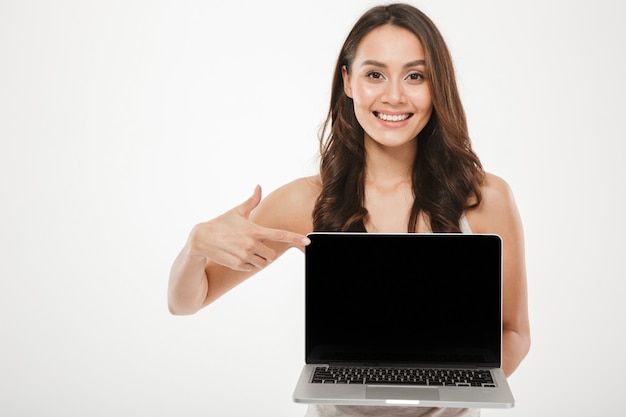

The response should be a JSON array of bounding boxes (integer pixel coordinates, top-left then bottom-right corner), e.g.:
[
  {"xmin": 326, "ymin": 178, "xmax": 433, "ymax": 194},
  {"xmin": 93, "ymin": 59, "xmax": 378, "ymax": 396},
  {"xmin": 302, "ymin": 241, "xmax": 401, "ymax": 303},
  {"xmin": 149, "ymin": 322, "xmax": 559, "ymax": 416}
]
[{"xmin": 305, "ymin": 233, "xmax": 502, "ymax": 368}]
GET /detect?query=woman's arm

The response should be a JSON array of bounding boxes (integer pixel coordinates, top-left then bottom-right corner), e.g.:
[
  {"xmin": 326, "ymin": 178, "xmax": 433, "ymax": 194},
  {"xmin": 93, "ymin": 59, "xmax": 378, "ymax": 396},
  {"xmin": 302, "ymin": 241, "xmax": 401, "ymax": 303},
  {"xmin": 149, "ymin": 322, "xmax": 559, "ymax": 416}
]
[
  {"xmin": 167, "ymin": 183, "xmax": 313, "ymax": 315},
  {"xmin": 467, "ymin": 173, "xmax": 531, "ymax": 377}
]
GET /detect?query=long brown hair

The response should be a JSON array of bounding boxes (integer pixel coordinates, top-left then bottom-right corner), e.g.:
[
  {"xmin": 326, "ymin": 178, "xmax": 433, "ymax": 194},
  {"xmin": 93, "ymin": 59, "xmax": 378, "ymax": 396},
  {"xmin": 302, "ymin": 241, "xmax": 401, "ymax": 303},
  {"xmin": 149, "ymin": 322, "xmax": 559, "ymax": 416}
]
[{"xmin": 312, "ymin": 3, "xmax": 485, "ymax": 232}]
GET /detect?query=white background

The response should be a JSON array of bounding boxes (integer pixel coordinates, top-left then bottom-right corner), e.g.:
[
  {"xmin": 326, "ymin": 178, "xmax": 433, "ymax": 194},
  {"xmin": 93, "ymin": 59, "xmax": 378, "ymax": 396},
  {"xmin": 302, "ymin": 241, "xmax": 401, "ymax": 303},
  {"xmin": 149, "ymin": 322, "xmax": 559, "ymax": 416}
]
[{"xmin": 1, "ymin": 1, "xmax": 625, "ymax": 416}]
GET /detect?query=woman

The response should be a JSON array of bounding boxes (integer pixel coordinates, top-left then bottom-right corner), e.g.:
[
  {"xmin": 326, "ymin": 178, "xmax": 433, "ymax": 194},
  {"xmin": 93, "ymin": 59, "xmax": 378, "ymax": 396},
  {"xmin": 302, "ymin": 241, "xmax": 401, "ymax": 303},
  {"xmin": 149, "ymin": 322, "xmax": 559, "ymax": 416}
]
[{"xmin": 168, "ymin": 3, "xmax": 530, "ymax": 416}]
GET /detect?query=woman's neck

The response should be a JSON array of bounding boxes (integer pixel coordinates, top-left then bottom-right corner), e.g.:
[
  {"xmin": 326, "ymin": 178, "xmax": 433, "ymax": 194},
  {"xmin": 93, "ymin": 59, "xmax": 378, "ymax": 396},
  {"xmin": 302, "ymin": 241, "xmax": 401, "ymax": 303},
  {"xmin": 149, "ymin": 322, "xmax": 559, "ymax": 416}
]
[
  {"xmin": 363, "ymin": 135, "xmax": 416, "ymax": 186},
  {"xmin": 362, "ymin": 135, "xmax": 417, "ymax": 233}
]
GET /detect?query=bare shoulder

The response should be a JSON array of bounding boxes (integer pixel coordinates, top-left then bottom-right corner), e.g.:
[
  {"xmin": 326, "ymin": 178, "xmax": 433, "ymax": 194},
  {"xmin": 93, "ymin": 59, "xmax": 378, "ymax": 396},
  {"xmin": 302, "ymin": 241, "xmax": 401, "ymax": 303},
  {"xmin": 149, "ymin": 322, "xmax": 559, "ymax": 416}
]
[
  {"xmin": 466, "ymin": 172, "xmax": 522, "ymax": 234},
  {"xmin": 251, "ymin": 175, "xmax": 321, "ymax": 235},
  {"xmin": 275, "ymin": 175, "xmax": 322, "ymax": 202}
]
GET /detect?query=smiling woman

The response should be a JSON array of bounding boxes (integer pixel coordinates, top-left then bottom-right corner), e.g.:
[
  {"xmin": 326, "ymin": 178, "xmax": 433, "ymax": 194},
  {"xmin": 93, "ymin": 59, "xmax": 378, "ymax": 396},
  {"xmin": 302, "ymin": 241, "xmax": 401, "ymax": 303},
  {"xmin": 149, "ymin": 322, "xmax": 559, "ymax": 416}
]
[
  {"xmin": 341, "ymin": 26, "xmax": 433, "ymax": 150},
  {"xmin": 168, "ymin": 3, "xmax": 529, "ymax": 417},
  {"xmin": 312, "ymin": 3, "xmax": 485, "ymax": 235}
]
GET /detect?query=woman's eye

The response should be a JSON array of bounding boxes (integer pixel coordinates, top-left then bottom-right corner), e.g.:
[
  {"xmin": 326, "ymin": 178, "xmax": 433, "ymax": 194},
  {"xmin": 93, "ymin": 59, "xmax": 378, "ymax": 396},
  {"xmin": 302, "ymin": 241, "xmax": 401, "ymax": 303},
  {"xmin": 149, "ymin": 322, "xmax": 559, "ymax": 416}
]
[
  {"xmin": 407, "ymin": 72, "xmax": 425, "ymax": 81},
  {"xmin": 367, "ymin": 71, "xmax": 384, "ymax": 80}
]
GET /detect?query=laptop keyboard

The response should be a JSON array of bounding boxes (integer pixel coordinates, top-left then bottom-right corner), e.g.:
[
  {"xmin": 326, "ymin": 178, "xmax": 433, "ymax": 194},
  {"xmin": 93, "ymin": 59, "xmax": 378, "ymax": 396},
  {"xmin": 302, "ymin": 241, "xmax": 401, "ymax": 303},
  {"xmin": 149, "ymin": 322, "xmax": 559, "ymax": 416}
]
[{"xmin": 312, "ymin": 366, "xmax": 496, "ymax": 387}]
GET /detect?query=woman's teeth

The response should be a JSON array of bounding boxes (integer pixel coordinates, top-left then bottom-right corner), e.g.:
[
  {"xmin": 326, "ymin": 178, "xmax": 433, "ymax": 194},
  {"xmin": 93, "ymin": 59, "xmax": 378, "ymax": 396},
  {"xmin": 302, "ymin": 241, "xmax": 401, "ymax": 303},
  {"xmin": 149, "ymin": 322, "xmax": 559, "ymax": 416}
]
[{"xmin": 375, "ymin": 112, "xmax": 411, "ymax": 122}]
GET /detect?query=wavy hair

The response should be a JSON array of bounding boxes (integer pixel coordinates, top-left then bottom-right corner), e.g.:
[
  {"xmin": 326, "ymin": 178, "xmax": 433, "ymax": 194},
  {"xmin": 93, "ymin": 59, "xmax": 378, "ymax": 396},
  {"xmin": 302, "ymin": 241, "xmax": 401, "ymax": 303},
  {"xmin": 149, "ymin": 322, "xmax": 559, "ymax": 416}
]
[{"xmin": 312, "ymin": 3, "xmax": 485, "ymax": 232}]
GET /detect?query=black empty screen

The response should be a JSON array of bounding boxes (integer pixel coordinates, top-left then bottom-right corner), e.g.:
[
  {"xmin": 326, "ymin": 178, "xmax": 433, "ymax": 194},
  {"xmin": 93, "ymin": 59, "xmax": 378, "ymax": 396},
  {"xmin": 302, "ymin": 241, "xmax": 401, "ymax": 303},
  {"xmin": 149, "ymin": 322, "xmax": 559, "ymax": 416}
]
[{"xmin": 305, "ymin": 234, "xmax": 502, "ymax": 367}]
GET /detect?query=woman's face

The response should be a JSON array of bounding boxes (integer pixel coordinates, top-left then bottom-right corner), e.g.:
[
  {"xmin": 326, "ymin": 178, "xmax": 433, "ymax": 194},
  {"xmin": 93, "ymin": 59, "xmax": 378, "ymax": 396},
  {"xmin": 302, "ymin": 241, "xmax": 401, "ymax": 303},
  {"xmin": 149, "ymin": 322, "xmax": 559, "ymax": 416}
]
[{"xmin": 342, "ymin": 25, "xmax": 433, "ymax": 150}]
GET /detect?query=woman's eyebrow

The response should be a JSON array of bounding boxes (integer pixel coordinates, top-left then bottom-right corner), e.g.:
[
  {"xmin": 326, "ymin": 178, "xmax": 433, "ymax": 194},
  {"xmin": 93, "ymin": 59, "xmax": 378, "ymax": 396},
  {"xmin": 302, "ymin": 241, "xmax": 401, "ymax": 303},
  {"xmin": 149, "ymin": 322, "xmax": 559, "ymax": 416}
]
[{"xmin": 361, "ymin": 59, "xmax": 426, "ymax": 68}]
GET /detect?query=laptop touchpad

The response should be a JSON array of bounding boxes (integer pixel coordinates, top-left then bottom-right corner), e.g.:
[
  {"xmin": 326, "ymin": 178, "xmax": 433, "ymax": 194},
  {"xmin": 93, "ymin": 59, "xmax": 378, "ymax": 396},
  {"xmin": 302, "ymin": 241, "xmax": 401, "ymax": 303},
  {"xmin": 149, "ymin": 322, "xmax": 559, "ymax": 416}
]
[{"xmin": 366, "ymin": 386, "xmax": 440, "ymax": 401}]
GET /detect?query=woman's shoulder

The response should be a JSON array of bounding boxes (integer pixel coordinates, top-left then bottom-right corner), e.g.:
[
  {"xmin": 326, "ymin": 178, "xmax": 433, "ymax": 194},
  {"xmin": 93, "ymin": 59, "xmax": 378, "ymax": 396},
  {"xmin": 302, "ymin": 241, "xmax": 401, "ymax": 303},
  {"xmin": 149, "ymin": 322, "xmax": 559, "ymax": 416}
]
[
  {"xmin": 480, "ymin": 172, "xmax": 515, "ymax": 203},
  {"xmin": 282, "ymin": 175, "xmax": 322, "ymax": 195},
  {"xmin": 466, "ymin": 172, "xmax": 521, "ymax": 234},
  {"xmin": 252, "ymin": 175, "xmax": 321, "ymax": 234},
  {"xmin": 268, "ymin": 175, "xmax": 321, "ymax": 206}
]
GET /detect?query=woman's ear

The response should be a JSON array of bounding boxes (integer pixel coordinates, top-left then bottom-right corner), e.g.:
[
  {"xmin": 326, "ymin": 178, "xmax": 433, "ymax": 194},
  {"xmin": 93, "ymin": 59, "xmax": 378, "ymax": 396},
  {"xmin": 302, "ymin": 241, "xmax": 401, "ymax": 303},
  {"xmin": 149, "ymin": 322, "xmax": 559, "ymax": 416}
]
[{"xmin": 342, "ymin": 65, "xmax": 353, "ymax": 98}]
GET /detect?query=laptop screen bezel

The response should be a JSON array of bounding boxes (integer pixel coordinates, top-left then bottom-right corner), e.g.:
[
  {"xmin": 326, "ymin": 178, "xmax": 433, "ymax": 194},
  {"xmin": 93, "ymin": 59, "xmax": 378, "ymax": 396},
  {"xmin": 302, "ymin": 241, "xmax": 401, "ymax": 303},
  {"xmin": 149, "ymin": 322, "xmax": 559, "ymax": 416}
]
[{"xmin": 304, "ymin": 232, "xmax": 503, "ymax": 369}]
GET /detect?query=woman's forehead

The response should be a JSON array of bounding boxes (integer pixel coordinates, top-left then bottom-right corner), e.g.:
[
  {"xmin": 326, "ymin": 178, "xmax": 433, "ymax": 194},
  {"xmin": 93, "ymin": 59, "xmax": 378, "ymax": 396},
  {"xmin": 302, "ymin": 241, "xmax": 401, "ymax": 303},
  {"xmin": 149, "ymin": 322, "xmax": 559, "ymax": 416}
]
[{"xmin": 353, "ymin": 25, "xmax": 426, "ymax": 66}]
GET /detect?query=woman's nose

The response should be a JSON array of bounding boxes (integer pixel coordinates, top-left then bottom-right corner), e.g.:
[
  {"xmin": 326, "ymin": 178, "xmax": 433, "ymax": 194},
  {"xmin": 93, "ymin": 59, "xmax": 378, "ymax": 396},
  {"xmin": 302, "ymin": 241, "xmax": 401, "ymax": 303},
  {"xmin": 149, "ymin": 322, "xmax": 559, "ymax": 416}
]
[{"xmin": 381, "ymin": 80, "xmax": 406, "ymax": 104}]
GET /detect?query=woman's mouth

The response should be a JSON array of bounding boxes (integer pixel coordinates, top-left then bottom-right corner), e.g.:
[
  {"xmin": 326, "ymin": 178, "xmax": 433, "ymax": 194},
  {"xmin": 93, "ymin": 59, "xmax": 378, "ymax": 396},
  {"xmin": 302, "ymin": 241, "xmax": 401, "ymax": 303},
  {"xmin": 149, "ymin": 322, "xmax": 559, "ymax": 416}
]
[{"xmin": 374, "ymin": 112, "xmax": 413, "ymax": 122}]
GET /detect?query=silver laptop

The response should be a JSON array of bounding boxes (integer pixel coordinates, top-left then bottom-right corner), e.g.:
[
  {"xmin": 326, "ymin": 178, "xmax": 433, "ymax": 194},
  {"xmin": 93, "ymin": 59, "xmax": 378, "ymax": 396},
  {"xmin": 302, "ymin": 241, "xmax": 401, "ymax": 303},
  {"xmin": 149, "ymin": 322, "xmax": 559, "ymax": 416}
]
[{"xmin": 293, "ymin": 232, "xmax": 514, "ymax": 408}]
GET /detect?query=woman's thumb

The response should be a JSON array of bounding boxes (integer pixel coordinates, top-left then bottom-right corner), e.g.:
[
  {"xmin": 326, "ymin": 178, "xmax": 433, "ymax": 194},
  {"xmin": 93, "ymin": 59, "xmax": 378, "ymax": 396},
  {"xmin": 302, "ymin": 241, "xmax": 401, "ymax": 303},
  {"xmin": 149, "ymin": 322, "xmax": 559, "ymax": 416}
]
[{"xmin": 239, "ymin": 185, "xmax": 262, "ymax": 218}]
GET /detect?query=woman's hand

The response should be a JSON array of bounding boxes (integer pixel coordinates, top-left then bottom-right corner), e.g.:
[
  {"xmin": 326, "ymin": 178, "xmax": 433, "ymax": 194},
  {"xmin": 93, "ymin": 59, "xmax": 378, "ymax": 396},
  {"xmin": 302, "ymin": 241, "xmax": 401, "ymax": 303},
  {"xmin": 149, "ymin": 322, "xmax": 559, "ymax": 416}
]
[
  {"xmin": 187, "ymin": 185, "xmax": 310, "ymax": 272},
  {"xmin": 169, "ymin": 181, "xmax": 315, "ymax": 315}
]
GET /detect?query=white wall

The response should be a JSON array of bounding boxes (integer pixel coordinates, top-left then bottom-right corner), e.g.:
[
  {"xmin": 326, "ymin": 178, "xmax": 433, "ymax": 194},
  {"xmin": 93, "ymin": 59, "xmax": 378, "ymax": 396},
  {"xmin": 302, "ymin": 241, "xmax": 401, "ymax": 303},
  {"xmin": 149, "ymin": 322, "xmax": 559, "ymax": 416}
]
[{"xmin": 1, "ymin": 1, "xmax": 625, "ymax": 416}]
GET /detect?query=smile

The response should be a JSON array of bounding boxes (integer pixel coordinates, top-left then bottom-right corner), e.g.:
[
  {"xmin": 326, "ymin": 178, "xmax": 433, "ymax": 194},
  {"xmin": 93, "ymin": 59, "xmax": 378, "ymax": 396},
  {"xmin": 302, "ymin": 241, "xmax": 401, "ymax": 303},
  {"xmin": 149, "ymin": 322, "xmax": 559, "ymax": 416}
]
[{"xmin": 374, "ymin": 112, "xmax": 413, "ymax": 122}]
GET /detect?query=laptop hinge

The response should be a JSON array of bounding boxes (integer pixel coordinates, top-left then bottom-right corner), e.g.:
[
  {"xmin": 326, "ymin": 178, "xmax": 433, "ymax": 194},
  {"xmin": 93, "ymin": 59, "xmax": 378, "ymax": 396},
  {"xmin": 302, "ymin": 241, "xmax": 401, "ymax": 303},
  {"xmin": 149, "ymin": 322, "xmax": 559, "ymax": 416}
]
[{"xmin": 325, "ymin": 362, "xmax": 496, "ymax": 369}]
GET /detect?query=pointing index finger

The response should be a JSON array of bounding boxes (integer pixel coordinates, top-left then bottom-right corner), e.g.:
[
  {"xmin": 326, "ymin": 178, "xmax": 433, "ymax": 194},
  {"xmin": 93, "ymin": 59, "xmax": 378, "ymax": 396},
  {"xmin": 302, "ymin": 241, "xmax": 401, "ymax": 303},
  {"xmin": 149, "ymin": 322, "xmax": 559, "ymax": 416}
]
[{"xmin": 262, "ymin": 227, "xmax": 311, "ymax": 246}]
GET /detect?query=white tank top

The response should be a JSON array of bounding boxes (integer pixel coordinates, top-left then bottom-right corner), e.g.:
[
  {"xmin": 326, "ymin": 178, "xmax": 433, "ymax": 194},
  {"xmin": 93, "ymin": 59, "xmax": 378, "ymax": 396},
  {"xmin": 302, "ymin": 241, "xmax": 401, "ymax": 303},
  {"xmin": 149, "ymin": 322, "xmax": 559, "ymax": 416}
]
[
  {"xmin": 459, "ymin": 214, "xmax": 473, "ymax": 234},
  {"xmin": 304, "ymin": 405, "xmax": 481, "ymax": 417}
]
